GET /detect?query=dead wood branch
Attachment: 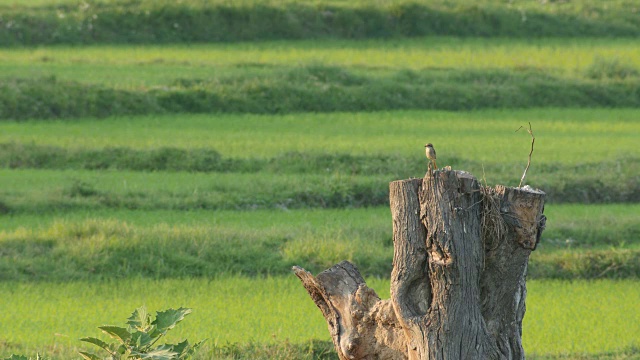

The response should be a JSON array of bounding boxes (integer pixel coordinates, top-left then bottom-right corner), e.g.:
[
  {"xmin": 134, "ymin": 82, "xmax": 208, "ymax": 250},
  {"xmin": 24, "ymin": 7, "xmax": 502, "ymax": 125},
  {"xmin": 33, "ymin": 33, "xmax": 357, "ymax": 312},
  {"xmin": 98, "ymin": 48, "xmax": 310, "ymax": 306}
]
[{"xmin": 516, "ymin": 122, "xmax": 535, "ymax": 188}]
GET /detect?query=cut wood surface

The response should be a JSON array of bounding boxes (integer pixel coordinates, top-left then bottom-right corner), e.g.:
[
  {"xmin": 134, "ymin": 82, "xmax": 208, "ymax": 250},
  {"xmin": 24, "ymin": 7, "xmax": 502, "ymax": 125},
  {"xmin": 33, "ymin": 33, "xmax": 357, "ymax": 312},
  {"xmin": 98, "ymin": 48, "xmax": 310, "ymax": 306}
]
[{"xmin": 294, "ymin": 168, "xmax": 547, "ymax": 359}]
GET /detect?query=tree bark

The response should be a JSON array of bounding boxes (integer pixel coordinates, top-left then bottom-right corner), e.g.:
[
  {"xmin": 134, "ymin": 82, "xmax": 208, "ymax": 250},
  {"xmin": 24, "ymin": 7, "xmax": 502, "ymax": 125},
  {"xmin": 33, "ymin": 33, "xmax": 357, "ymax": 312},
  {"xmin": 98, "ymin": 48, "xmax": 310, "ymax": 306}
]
[
  {"xmin": 293, "ymin": 262, "xmax": 407, "ymax": 360},
  {"xmin": 294, "ymin": 168, "xmax": 546, "ymax": 359}
]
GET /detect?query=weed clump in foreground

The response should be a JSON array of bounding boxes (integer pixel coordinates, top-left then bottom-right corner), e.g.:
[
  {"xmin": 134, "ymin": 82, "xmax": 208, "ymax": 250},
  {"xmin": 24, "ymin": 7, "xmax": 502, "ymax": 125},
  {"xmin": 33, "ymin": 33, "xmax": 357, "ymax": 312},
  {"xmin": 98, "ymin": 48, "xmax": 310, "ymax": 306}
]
[{"xmin": 79, "ymin": 306, "xmax": 204, "ymax": 360}]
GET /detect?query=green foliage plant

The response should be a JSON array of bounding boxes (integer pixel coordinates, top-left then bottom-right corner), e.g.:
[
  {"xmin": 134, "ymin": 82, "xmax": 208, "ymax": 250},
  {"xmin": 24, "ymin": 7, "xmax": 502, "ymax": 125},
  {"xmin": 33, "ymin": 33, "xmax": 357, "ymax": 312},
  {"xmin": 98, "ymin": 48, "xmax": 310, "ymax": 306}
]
[{"xmin": 79, "ymin": 306, "xmax": 204, "ymax": 360}]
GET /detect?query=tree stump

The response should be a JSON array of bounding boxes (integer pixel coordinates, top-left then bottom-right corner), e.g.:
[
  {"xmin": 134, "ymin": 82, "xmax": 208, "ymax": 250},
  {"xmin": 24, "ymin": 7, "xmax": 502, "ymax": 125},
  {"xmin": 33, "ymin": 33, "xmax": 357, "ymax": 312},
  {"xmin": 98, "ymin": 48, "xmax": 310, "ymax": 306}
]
[{"xmin": 293, "ymin": 168, "xmax": 546, "ymax": 360}]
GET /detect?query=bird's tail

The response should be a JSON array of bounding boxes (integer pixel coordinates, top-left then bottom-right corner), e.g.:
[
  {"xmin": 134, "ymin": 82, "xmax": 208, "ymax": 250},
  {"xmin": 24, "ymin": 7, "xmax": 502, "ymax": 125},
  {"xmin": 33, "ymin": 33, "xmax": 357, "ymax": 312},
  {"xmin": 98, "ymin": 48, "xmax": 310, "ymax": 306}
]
[{"xmin": 434, "ymin": 160, "xmax": 437, "ymax": 169}]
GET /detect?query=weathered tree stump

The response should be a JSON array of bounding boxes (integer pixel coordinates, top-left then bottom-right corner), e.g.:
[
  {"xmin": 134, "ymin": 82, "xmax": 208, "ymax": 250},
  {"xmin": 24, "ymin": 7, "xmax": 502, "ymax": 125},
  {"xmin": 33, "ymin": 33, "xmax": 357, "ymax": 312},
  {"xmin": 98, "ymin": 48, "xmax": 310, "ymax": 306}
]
[{"xmin": 294, "ymin": 168, "xmax": 546, "ymax": 360}]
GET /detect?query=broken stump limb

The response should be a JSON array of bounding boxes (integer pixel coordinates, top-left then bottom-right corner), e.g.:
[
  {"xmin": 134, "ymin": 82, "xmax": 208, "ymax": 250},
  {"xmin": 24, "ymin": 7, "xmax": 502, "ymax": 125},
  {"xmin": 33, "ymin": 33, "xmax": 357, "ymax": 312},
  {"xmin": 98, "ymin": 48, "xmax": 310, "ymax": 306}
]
[
  {"xmin": 294, "ymin": 169, "xmax": 547, "ymax": 360},
  {"xmin": 293, "ymin": 262, "xmax": 407, "ymax": 360}
]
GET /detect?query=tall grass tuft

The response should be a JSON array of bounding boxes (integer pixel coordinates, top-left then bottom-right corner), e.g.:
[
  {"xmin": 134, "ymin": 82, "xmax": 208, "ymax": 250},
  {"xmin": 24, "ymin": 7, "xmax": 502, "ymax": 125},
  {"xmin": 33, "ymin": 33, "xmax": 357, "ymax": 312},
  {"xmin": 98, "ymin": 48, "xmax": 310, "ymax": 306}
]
[{"xmin": 585, "ymin": 56, "xmax": 640, "ymax": 80}]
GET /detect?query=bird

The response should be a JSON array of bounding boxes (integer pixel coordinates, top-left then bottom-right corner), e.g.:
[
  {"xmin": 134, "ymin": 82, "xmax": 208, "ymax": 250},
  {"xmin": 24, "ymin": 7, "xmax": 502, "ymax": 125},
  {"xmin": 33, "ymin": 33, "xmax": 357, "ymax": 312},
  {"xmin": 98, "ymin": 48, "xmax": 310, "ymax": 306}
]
[{"xmin": 425, "ymin": 143, "xmax": 437, "ymax": 170}]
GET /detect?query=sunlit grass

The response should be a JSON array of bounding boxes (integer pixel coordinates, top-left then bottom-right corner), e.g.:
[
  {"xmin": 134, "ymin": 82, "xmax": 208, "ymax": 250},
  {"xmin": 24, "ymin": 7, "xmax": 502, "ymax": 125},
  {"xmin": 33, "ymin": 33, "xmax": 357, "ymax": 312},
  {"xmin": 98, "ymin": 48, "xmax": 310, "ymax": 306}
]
[
  {"xmin": 2, "ymin": 204, "xmax": 638, "ymax": 245},
  {"xmin": 524, "ymin": 280, "xmax": 640, "ymax": 355},
  {"xmin": 2, "ymin": 204, "xmax": 638, "ymax": 248},
  {"xmin": 0, "ymin": 278, "xmax": 638, "ymax": 358},
  {"xmin": 0, "ymin": 206, "xmax": 390, "ymax": 232},
  {"xmin": 542, "ymin": 204, "xmax": 640, "ymax": 247},
  {"xmin": 1, "ymin": 38, "xmax": 639, "ymax": 87},
  {"xmin": 0, "ymin": 168, "xmax": 391, "ymax": 214},
  {"xmin": 1, "ymin": 109, "xmax": 638, "ymax": 165},
  {"xmin": 0, "ymin": 277, "xmax": 331, "ymax": 358},
  {"xmin": 0, "ymin": 205, "xmax": 637, "ymax": 283}
]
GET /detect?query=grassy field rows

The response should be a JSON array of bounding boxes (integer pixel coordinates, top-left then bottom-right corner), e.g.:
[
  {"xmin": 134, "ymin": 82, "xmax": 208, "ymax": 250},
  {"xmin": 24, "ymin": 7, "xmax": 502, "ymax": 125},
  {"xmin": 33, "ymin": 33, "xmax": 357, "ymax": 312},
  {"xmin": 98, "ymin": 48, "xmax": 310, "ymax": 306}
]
[
  {"xmin": 4, "ymin": 68, "xmax": 640, "ymax": 120},
  {"xmin": 3, "ymin": 204, "xmax": 638, "ymax": 250},
  {"xmin": 1, "ymin": 278, "xmax": 639, "ymax": 359},
  {"xmin": 1, "ymin": 108, "xmax": 638, "ymax": 284},
  {"xmin": 2, "ymin": 39, "xmax": 640, "ymax": 119},
  {"xmin": 2, "ymin": 109, "xmax": 638, "ymax": 163},
  {"xmin": 2, "ymin": 105, "xmax": 639, "ymax": 359},
  {"xmin": 2, "ymin": 109, "xmax": 638, "ymax": 207},
  {"xmin": 1, "ymin": 0, "xmax": 639, "ymax": 46},
  {"xmin": 0, "ymin": 159, "xmax": 637, "ymax": 209},
  {"xmin": 2, "ymin": 39, "xmax": 639, "ymax": 88},
  {"xmin": 1, "ymin": 205, "xmax": 638, "ymax": 281},
  {"xmin": 2, "ymin": 0, "xmax": 640, "ymax": 357}
]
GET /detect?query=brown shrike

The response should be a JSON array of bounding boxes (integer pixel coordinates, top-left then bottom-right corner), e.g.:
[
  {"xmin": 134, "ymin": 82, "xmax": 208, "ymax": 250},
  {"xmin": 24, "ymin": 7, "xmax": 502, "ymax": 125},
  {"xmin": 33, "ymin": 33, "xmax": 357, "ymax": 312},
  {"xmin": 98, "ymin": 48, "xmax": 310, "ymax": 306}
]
[{"xmin": 425, "ymin": 143, "xmax": 437, "ymax": 170}]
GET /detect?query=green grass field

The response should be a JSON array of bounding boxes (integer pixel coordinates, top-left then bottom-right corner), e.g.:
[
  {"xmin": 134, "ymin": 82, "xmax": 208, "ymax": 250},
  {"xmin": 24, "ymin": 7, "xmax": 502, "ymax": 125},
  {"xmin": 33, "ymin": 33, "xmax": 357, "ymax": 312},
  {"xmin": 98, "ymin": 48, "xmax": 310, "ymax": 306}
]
[
  {"xmin": 2, "ymin": 0, "xmax": 640, "ymax": 358},
  {"xmin": 2, "ymin": 39, "xmax": 639, "ymax": 122},
  {"xmin": 3, "ymin": 111, "xmax": 639, "ymax": 357},
  {"xmin": 2, "ymin": 39, "xmax": 639, "ymax": 88},
  {"xmin": 3, "ymin": 204, "xmax": 638, "ymax": 250},
  {"xmin": 2, "ymin": 109, "xmax": 638, "ymax": 208},
  {"xmin": 2, "ymin": 109, "xmax": 638, "ymax": 163},
  {"xmin": 2, "ymin": 0, "xmax": 639, "ymax": 47},
  {"xmin": 3, "ymin": 36, "xmax": 639, "ymax": 120},
  {"xmin": 2, "ymin": 104, "xmax": 639, "ymax": 360},
  {"xmin": 1, "ymin": 204, "xmax": 638, "ymax": 284},
  {"xmin": 1, "ymin": 278, "xmax": 639, "ymax": 358}
]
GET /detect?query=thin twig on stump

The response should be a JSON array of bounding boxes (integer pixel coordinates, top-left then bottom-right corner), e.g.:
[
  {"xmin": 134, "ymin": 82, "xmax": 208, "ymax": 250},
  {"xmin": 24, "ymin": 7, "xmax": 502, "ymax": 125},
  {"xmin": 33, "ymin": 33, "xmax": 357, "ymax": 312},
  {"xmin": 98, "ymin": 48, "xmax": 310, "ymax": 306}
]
[{"xmin": 516, "ymin": 122, "xmax": 535, "ymax": 188}]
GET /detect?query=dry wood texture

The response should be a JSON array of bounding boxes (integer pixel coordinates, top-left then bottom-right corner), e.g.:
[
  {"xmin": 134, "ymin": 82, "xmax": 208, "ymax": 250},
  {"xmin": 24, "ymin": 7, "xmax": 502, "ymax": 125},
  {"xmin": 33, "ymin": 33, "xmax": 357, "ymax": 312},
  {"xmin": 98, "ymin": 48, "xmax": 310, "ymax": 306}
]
[{"xmin": 294, "ymin": 168, "xmax": 546, "ymax": 359}]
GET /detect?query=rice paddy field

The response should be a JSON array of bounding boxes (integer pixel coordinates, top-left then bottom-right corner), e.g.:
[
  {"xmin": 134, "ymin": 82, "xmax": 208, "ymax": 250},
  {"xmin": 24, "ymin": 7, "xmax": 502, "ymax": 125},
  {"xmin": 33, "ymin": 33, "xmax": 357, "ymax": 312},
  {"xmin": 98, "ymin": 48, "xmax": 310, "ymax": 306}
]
[{"xmin": 1, "ymin": 0, "xmax": 640, "ymax": 359}]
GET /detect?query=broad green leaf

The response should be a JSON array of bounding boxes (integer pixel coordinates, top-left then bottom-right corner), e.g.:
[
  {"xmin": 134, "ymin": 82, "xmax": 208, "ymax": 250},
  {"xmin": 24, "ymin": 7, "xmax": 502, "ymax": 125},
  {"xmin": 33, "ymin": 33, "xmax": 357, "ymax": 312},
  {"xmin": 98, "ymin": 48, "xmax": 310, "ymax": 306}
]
[
  {"xmin": 78, "ymin": 352, "xmax": 101, "ymax": 360},
  {"xmin": 152, "ymin": 308, "xmax": 192, "ymax": 332},
  {"xmin": 171, "ymin": 340, "xmax": 189, "ymax": 356},
  {"xmin": 99, "ymin": 325, "xmax": 132, "ymax": 345},
  {"xmin": 185, "ymin": 340, "xmax": 207, "ymax": 359},
  {"xmin": 131, "ymin": 330, "xmax": 155, "ymax": 349},
  {"xmin": 171, "ymin": 339, "xmax": 206, "ymax": 358},
  {"xmin": 127, "ymin": 306, "xmax": 150, "ymax": 330},
  {"xmin": 80, "ymin": 337, "xmax": 113, "ymax": 353}
]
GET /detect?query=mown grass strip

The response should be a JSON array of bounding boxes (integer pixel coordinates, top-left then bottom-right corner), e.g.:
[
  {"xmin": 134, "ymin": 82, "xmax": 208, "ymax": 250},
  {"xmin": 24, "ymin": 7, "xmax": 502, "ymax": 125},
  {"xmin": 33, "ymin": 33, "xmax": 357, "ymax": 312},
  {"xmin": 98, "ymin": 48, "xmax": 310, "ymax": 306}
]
[
  {"xmin": 2, "ymin": 65, "xmax": 640, "ymax": 120},
  {"xmin": 1, "ymin": 0, "xmax": 639, "ymax": 46}
]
